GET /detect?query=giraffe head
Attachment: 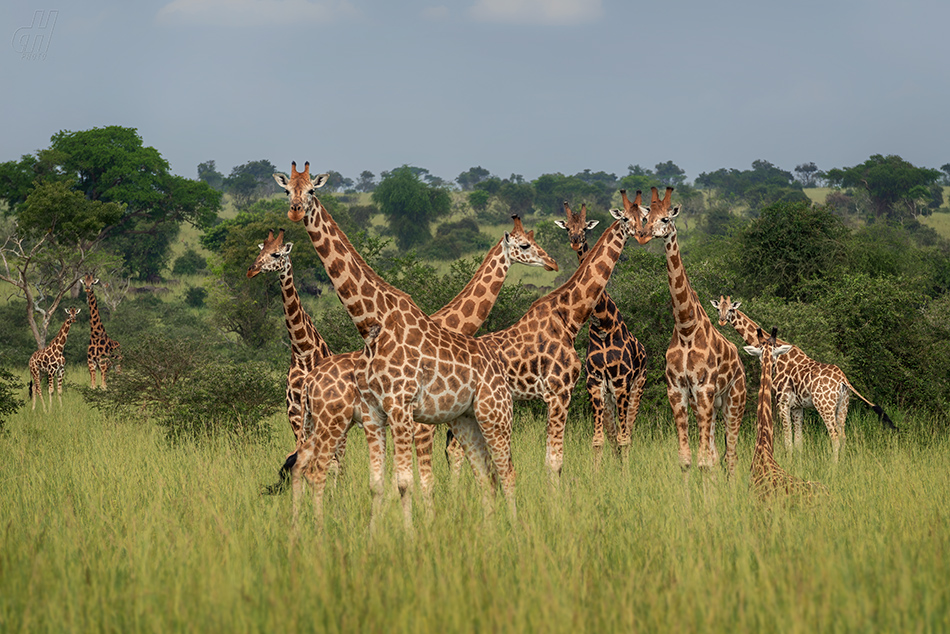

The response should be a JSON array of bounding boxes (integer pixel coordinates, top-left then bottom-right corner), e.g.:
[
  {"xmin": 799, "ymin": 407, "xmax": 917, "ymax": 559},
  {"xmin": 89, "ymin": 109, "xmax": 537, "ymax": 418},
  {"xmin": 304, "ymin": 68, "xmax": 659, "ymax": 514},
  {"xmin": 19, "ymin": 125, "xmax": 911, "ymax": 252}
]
[
  {"xmin": 743, "ymin": 327, "xmax": 792, "ymax": 361},
  {"xmin": 628, "ymin": 186, "xmax": 680, "ymax": 245},
  {"xmin": 711, "ymin": 295, "xmax": 741, "ymax": 327},
  {"xmin": 505, "ymin": 215, "xmax": 558, "ymax": 271},
  {"xmin": 553, "ymin": 201, "xmax": 599, "ymax": 254},
  {"xmin": 247, "ymin": 229, "xmax": 293, "ymax": 278},
  {"xmin": 608, "ymin": 189, "xmax": 644, "ymax": 240},
  {"xmin": 81, "ymin": 274, "xmax": 99, "ymax": 293},
  {"xmin": 64, "ymin": 306, "xmax": 80, "ymax": 324},
  {"xmin": 273, "ymin": 161, "xmax": 330, "ymax": 222}
]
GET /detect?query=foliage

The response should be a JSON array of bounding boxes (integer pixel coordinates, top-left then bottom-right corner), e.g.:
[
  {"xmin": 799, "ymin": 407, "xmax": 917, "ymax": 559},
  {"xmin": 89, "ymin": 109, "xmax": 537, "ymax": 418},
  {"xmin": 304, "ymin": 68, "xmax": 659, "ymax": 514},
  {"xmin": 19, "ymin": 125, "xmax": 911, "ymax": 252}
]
[
  {"xmin": 467, "ymin": 189, "xmax": 491, "ymax": 212},
  {"xmin": 172, "ymin": 246, "xmax": 207, "ymax": 276},
  {"xmin": 417, "ymin": 218, "xmax": 494, "ymax": 261},
  {"xmin": 197, "ymin": 160, "xmax": 225, "ymax": 191},
  {"xmin": 456, "ymin": 166, "xmax": 491, "ymax": 190},
  {"xmin": 734, "ymin": 201, "xmax": 849, "ymax": 300},
  {"xmin": 224, "ymin": 159, "xmax": 282, "ymax": 210},
  {"xmin": 532, "ymin": 173, "xmax": 611, "ymax": 216},
  {"xmin": 79, "ymin": 333, "xmax": 282, "ymax": 442},
  {"xmin": 696, "ymin": 159, "xmax": 808, "ymax": 211},
  {"xmin": 355, "ymin": 170, "xmax": 376, "ymax": 193},
  {"xmin": 824, "ymin": 154, "xmax": 942, "ymax": 221},
  {"xmin": 0, "ymin": 364, "xmax": 23, "ymax": 430},
  {"xmin": 183, "ymin": 285, "xmax": 207, "ymax": 308},
  {"xmin": 372, "ymin": 166, "xmax": 451, "ymax": 250}
]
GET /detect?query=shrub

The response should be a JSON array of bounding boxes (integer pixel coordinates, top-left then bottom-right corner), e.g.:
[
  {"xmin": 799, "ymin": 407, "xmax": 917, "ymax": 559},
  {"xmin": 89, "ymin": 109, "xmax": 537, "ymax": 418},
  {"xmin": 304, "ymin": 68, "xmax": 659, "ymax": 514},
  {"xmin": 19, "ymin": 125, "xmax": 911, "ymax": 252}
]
[
  {"xmin": 184, "ymin": 285, "xmax": 208, "ymax": 308},
  {"xmin": 0, "ymin": 365, "xmax": 23, "ymax": 431},
  {"xmin": 172, "ymin": 247, "xmax": 207, "ymax": 276}
]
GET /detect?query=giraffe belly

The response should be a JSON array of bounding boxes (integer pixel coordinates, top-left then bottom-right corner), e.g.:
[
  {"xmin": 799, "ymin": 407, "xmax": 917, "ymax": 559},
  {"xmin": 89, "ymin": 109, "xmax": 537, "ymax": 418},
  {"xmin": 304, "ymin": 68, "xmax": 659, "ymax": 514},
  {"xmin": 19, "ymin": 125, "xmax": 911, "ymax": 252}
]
[{"xmin": 412, "ymin": 385, "xmax": 477, "ymax": 424}]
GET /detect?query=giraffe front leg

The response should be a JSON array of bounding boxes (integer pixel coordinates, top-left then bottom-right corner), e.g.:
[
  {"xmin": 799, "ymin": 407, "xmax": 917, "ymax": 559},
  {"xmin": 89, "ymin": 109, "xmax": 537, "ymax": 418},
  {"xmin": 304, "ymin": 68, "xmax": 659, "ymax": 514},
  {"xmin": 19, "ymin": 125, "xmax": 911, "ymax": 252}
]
[
  {"xmin": 692, "ymin": 390, "xmax": 717, "ymax": 471},
  {"xmin": 615, "ymin": 389, "xmax": 633, "ymax": 463},
  {"xmin": 586, "ymin": 375, "xmax": 608, "ymax": 468},
  {"xmin": 543, "ymin": 391, "xmax": 571, "ymax": 483},
  {"xmin": 46, "ymin": 372, "xmax": 55, "ymax": 412},
  {"xmin": 792, "ymin": 407, "xmax": 805, "ymax": 451},
  {"xmin": 667, "ymin": 385, "xmax": 692, "ymax": 471},
  {"xmin": 55, "ymin": 368, "xmax": 64, "ymax": 408},
  {"xmin": 447, "ymin": 415, "xmax": 497, "ymax": 517},
  {"xmin": 620, "ymin": 368, "xmax": 648, "ymax": 464},
  {"xmin": 413, "ymin": 421, "xmax": 436, "ymax": 503},
  {"xmin": 777, "ymin": 392, "xmax": 794, "ymax": 452},
  {"xmin": 99, "ymin": 361, "xmax": 108, "ymax": 390},
  {"xmin": 722, "ymin": 376, "xmax": 746, "ymax": 479},
  {"xmin": 386, "ymin": 405, "xmax": 416, "ymax": 532},
  {"xmin": 444, "ymin": 429, "xmax": 465, "ymax": 482}
]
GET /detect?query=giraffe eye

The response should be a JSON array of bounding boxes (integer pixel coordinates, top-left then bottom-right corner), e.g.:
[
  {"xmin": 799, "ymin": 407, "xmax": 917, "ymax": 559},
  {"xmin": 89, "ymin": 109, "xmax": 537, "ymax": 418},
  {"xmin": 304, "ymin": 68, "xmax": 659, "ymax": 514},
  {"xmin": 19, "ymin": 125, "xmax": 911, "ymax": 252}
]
[
  {"xmin": 519, "ymin": 243, "xmax": 530, "ymax": 250},
  {"xmin": 307, "ymin": 189, "xmax": 315, "ymax": 196},
  {"xmin": 270, "ymin": 253, "xmax": 280, "ymax": 258}
]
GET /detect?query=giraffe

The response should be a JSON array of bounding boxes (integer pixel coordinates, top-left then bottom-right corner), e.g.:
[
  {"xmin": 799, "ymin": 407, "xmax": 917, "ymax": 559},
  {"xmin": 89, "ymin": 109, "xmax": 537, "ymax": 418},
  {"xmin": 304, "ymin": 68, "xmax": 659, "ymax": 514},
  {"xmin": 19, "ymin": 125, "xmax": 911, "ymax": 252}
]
[
  {"xmin": 246, "ymin": 229, "xmax": 335, "ymax": 493},
  {"xmin": 554, "ymin": 201, "xmax": 648, "ymax": 463},
  {"xmin": 277, "ymin": 161, "xmax": 526, "ymax": 528},
  {"xmin": 28, "ymin": 307, "xmax": 80, "ymax": 411},
  {"xmin": 744, "ymin": 327, "xmax": 825, "ymax": 501},
  {"xmin": 265, "ymin": 215, "xmax": 557, "ymax": 509},
  {"xmin": 438, "ymin": 198, "xmax": 639, "ymax": 481},
  {"xmin": 627, "ymin": 187, "xmax": 747, "ymax": 475},
  {"xmin": 81, "ymin": 274, "xmax": 121, "ymax": 389},
  {"xmin": 713, "ymin": 295, "xmax": 897, "ymax": 461}
]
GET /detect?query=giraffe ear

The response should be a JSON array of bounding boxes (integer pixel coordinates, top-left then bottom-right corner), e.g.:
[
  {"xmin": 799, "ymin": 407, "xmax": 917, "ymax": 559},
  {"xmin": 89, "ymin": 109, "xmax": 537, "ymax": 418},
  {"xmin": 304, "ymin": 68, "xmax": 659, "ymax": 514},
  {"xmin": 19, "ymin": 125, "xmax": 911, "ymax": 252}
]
[
  {"xmin": 93, "ymin": 278, "xmax": 100, "ymax": 285},
  {"xmin": 283, "ymin": 242, "xmax": 294, "ymax": 254},
  {"xmin": 773, "ymin": 344, "xmax": 793, "ymax": 357},
  {"xmin": 608, "ymin": 208, "xmax": 624, "ymax": 221},
  {"xmin": 638, "ymin": 205, "xmax": 650, "ymax": 219},
  {"xmin": 732, "ymin": 301, "xmax": 741, "ymax": 310},
  {"xmin": 257, "ymin": 243, "xmax": 265, "ymax": 251},
  {"xmin": 503, "ymin": 231, "xmax": 511, "ymax": 245},
  {"xmin": 273, "ymin": 173, "xmax": 290, "ymax": 189},
  {"xmin": 312, "ymin": 173, "xmax": 330, "ymax": 189},
  {"xmin": 709, "ymin": 299, "xmax": 720, "ymax": 310},
  {"xmin": 669, "ymin": 204, "xmax": 682, "ymax": 219},
  {"xmin": 585, "ymin": 220, "xmax": 599, "ymax": 230},
  {"xmin": 553, "ymin": 220, "xmax": 567, "ymax": 230},
  {"xmin": 743, "ymin": 345, "xmax": 763, "ymax": 358}
]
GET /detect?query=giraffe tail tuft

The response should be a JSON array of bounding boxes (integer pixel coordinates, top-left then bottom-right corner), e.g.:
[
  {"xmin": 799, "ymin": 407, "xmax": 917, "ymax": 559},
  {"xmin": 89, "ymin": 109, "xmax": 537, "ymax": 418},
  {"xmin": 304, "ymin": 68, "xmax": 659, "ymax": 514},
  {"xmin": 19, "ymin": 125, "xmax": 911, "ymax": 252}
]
[
  {"xmin": 28, "ymin": 380, "xmax": 33, "ymax": 398},
  {"xmin": 261, "ymin": 452, "xmax": 298, "ymax": 495},
  {"xmin": 873, "ymin": 404, "xmax": 899, "ymax": 433}
]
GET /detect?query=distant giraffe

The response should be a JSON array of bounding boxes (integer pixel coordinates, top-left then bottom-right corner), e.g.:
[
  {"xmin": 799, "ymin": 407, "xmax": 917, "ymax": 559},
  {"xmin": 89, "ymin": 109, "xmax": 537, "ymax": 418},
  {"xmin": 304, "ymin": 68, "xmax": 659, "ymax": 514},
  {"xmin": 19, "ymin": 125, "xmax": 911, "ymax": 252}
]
[
  {"xmin": 81, "ymin": 274, "xmax": 121, "ymax": 389},
  {"xmin": 279, "ymin": 161, "xmax": 547, "ymax": 528},
  {"xmin": 438, "ymin": 198, "xmax": 639, "ymax": 482},
  {"xmin": 262, "ymin": 215, "xmax": 556, "ymax": 503},
  {"xmin": 554, "ymin": 201, "xmax": 648, "ymax": 462},
  {"xmin": 713, "ymin": 295, "xmax": 896, "ymax": 461},
  {"xmin": 744, "ymin": 327, "xmax": 825, "ymax": 501},
  {"xmin": 247, "ymin": 229, "xmax": 335, "ymax": 491},
  {"xmin": 28, "ymin": 307, "xmax": 80, "ymax": 411},
  {"xmin": 628, "ymin": 187, "xmax": 746, "ymax": 475}
]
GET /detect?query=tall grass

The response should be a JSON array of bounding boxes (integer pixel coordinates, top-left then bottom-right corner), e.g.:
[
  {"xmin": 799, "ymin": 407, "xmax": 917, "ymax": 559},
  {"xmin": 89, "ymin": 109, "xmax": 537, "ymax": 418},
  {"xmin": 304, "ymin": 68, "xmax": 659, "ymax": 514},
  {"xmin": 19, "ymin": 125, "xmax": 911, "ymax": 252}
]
[{"xmin": 1, "ymin": 371, "xmax": 948, "ymax": 632}]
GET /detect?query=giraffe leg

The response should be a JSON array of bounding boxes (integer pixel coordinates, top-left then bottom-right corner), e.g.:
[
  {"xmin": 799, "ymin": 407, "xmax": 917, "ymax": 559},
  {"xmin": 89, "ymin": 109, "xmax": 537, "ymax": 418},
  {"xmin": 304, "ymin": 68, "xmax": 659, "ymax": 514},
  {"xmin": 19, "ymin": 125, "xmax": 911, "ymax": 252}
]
[
  {"xmin": 778, "ymin": 392, "xmax": 794, "ymax": 451},
  {"xmin": 100, "ymin": 363, "xmax": 108, "ymax": 390},
  {"xmin": 387, "ymin": 406, "xmax": 416, "ymax": 532},
  {"xmin": 816, "ymin": 403, "xmax": 840, "ymax": 463},
  {"xmin": 447, "ymin": 415, "xmax": 496, "ymax": 516},
  {"xmin": 614, "ymin": 388, "xmax": 632, "ymax": 463},
  {"xmin": 693, "ymin": 389, "xmax": 716, "ymax": 471},
  {"xmin": 620, "ymin": 367, "xmax": 648, "ymax": 464},
  {"xmin": 475, "ymin": 383, "xmax": 516, "ymax": 520},
  {"xmin": 667, "ymin": 385, "xmax": 692, "ymax": 471},
  {"xmin": 30, "ymin": 367, "xmax": 39, "ymax": 411},
  {"xmin": 444, "ymin": 429, "xmax": 465, "ymax": 482},
  {"xmin": 55, "ymin": 368, "xmax": 64, "ymax": 408},
  {"xmin": 542, "ymin": 391, "xmax": 571, "ymax": 482},
  {"xmin": 792, "ymin": 407, "xmax": 805, "ymax": 451},
  {"xmin": 413, "ymin": 422, "xmax": 436, "ymax": 502},
  {"xmin": 721, "ymin": 375, "xmax": 747, "ymax": 478},
  {"xmin": 587, "ymin": 375, "xmax": 607, "ymax": 468},
  {"xmin": 46, "ymin": 372, "xmax": 55, "ymax": 412},
  {"xmin": 88, "ymin": 359, "xmax": 97, "ymax": 389},
  {"xmin": 836, "ymin": 389, "xmax": 849, "ymax": 448}
]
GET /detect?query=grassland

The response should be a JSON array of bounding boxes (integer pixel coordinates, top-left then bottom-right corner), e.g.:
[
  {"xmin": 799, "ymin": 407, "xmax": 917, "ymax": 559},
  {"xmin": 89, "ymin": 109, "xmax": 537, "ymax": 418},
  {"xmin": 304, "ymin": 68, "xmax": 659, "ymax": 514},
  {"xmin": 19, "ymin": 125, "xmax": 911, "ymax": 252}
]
[{"xmin": 2, "ymin": 366, "xmax": 948, "ymax": 633}]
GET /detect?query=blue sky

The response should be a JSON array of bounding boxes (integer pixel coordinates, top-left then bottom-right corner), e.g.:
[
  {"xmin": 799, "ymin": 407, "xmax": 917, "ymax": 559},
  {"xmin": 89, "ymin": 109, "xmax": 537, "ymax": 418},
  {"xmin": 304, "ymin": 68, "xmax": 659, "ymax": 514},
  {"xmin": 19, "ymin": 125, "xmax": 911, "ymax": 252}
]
[{"xmin": 2, "ymin": 0, "xmax": 948, "ymax": 185}]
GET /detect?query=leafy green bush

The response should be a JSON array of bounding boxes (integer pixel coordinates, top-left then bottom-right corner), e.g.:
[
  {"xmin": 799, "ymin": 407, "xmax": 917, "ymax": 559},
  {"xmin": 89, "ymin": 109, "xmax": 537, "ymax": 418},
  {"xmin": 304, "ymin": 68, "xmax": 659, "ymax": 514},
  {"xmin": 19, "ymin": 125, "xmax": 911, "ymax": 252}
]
[
  {"xmin": 172, "ymin": 247, "xmax": 207, "ymax": 276},
  {"xmin": 183, "ymin": 285, "xmax": 207, "ymax": 308},
  {"xmin": 0, "ymin": 365, "xmax": 24, "ymax": 431}
]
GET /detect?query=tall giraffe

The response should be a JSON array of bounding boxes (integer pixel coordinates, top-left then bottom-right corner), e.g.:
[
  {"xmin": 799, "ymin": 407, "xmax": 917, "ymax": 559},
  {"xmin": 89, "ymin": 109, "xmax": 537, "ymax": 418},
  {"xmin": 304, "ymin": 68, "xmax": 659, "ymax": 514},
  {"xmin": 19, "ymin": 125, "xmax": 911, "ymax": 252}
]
[
  {"xmin": 554, "ymin": 201, "xmax": 648, "ymax": 462},
  {"xmin": 265, "ymin": 216, "xmax": 556, "ymax": 509},
  {"xmin": 628, "ymin": 187, "xmax": 746, "ymax": 475},
  {"xmin": 81, "ymin": 274, "xmax": 121, "ymax": 389},
  {"xmin": 28, "ymin": 307, "xmax": 80, "ymax": 411},
  {"xmin": 438, "ymin": 199, "xmax": 639, "ymax": 481},
  {"xmin": 744, "ymin": 327, "xmax": 824, "ymax": 501},
  {"xmin": 247, "ymin": 229, "xmax": 335, "ymax": 489},
  {"xmin": 713, "ymin": 296, "xmax": 896, "ymax": 461},
  {"xmin": 278, "ymin": 161, "xmax": 522, "ymax": 528}
]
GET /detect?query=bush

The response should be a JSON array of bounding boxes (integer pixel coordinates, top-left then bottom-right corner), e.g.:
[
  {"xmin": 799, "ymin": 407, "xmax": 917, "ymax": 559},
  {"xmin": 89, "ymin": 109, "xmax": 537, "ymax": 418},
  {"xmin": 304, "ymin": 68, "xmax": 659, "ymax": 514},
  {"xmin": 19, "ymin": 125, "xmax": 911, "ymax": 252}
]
[
  {"xmin": 172, "ymin": 247, "xmax": 207, "ymax": 276},
  {"xmin": 184, "ymin": 285, "xmax": 207, "ymax": 308},
  {"xmin": 0, "ymin": 365, "xmax": 24, "ymax": 431}
]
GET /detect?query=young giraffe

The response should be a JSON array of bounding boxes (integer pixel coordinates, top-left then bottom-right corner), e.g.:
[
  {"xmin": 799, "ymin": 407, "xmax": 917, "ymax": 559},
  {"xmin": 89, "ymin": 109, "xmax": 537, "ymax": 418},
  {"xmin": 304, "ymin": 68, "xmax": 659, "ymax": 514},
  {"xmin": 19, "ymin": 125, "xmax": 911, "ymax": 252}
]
[
  {"xmin": 554, "ymin": 201, "xmax": 648, "ymax": 462},
  {"xmin": 81, "ymin": 274, "xmax": 121, "ymax": 389},
  {"xmin": 275, "ymin": 215, "xmax": 557, "ymax": 515},
  {"xmin": 713, "ymin": 296, "xmax": 896, "ymax": 461},
  {"xmin": 247, "ymin": 229, "xmax": 335, "ymax": 492},
  {"xmin": 28, "ymin": 307, "xmax": 80, "ymax": 411},
  {"xmin": 628, "ymin": 187, "xmax": 746, "ymax": 475},
  {"xmin": 436, "ymin": 199, "xmax": 639, "ymax": 481},
  {"xmin": 744, "ymin": 327, "xmax": 825, "ymax": 501},
  {"xmin": 278, "ymin": 161, "xmax": 523, "ymax": 529}
]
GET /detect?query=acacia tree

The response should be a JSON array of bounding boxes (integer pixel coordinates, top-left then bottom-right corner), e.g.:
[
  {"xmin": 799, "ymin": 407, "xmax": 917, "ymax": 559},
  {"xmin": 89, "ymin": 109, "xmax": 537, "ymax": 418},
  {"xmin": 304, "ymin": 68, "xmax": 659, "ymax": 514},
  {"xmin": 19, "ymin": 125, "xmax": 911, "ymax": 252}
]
[
  {"xmin": 824, "ymin": 154, "xmax": 942, "ymax": 221},
  {"xmin": 372, "ymin": 166, "xmax": 450, "ymax": 250},
  {"xmin": 0, "ymin": 180, "xmax": 124, "ymax": 347}
]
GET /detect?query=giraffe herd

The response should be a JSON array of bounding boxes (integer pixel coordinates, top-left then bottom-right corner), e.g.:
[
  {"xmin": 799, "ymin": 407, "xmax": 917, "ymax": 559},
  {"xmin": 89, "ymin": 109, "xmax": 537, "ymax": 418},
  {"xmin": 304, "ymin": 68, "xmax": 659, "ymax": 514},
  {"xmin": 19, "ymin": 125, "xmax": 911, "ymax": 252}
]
[{"xmin": 24, "ymin": 160, "xmax": 896, "ymax": 527}]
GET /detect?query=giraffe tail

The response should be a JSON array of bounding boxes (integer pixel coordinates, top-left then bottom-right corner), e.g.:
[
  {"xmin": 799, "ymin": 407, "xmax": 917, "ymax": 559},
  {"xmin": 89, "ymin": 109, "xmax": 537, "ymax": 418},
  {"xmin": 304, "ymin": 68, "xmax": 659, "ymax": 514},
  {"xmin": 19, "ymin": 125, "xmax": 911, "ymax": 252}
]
[
  {"xmin": 28, "ymin": 380, "xmax": 33, "ymax": 399},
  {"xmin": 261, "ymin": 452, "xmax": 297, "ymax": 496},
  {"xmin": 872, "ymin": 404, "xmax": 899, "ymax": 433}
]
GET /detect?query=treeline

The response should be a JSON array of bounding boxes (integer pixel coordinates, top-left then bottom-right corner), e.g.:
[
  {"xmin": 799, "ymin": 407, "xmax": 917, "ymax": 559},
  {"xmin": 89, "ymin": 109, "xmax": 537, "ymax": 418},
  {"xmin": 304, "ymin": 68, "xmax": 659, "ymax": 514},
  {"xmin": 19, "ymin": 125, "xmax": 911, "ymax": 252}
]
[{"xmin": 1, "ymin": 125, "xmax": 949, "ymax": 434}]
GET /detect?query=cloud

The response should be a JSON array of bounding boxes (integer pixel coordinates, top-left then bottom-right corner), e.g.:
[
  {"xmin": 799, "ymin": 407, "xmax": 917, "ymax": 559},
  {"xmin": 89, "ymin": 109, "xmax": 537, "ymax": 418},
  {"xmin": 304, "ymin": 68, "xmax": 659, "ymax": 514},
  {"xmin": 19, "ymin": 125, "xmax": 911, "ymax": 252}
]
[
  {"xmin": 156, "ymin": 0, "xmax": 360, "ymax": 27},
  {"xmin": 468, "ymin": 0, "xmax": 602, "ymax": 25}
]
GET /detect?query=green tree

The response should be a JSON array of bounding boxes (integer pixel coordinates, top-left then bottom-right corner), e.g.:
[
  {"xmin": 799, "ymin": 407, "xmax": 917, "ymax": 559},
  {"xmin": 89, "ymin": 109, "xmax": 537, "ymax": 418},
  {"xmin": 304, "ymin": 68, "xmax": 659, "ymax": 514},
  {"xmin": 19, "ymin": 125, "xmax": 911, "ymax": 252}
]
[
  {"xmin": 457, "ymin": 166, "xmax": 491, "ymax": 190},
  {"xmin": 372, "ymin": 166, "xmax": 451, "ymax": 250},
  {"xmin": 532, "ymin": 173, "xmax": 610, "ymax": 216},
  {"xmin": 824, "ymin": 154, "xmax": 942, "ymax": 221},
  {"xmin": 197, "ymin": 160, "xmax": 225, "ymax": 191},
  {"xmin": 356, "ymin": 171, "xmax": 376, "ymax": 193},
  {"xmin": 654, "ymin": 161, "xmax": 686, "ymax": 187},
  {"xmin": 0, "ymin": 180, "xmax": 124, "ymax": 347},
  {"xmin": 794, "ymin": 162, "xmax": 821, "ymax": 187},
  {"xmin": 696, "ymin": 160, "xmax": 806, "ymax": 211},
  {"xmin": 468, "ymin": 189, "xmax": 490, "ymax": 212}
]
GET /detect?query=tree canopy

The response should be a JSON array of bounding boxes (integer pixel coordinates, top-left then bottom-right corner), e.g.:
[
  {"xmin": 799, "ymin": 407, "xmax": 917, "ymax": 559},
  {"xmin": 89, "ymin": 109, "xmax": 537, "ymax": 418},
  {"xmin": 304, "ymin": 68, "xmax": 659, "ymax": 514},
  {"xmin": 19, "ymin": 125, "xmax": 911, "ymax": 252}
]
[
  {"xmin": 824, "ymin": 154, "xmax": 942, "ymax": 221},
  {"xmin": 372, "ymin": 166, "xmax": 451, "ymax": 250}
]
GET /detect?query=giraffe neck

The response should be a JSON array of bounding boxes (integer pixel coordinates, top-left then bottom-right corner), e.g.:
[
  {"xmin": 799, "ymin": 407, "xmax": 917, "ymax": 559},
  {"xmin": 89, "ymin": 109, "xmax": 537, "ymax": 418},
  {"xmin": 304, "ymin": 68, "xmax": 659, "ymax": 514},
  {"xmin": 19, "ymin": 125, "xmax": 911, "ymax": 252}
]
[
  {"xmin": 86, "ymin": 290, "xmax": 106, "ymax": 339},
  {"xmin": 663, "ymin": 229, "xmax": 706, "ymax": 336},
  {"xmin": 730, "ymin": 309, "xmax": 763, "ymax": 346},
  {"xmin": 547, "ymin": 220, "xmax": 628, "ymax": 340},
  {"xmin": 430, "ymin": 239, "xmax": 508, "ymax": 337},
  {"xmin": 301, "ymin": 196, "xmax": 407, "ymax": 341},
  {"xmin": 49, "ymin": 318, "xmax": 73, "ymax": 351},
  {"xmin": 755, "ymin": 349, "xmax": 775, "ymax": 457},
  {"xmin": 278, "ymin": 260, "xmax": 330, "ymax": 359},
  {"xmin": 575, "ymin": 239, "xmax": 614, "ymax": 329}
]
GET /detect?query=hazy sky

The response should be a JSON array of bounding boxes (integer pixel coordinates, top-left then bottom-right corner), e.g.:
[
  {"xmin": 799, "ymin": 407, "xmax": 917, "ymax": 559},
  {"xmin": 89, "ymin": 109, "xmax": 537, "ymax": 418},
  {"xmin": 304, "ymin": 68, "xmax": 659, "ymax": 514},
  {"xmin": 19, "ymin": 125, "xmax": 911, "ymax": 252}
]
[{"xmin": 3, "ymin": 0, "xmax": 948, "ymax": 186}]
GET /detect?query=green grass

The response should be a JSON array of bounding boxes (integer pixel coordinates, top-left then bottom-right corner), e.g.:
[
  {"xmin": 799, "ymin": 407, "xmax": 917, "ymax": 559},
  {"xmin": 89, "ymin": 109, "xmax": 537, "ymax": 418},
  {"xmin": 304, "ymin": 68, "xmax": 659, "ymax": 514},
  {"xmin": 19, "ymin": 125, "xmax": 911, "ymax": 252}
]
[{"xmin": 2, "ymin": 365, "xmax": 948, "ymax": 632}]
